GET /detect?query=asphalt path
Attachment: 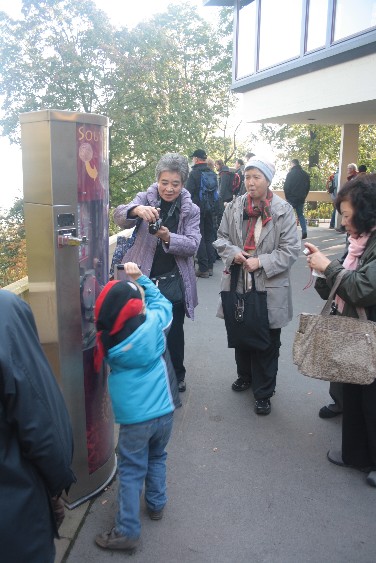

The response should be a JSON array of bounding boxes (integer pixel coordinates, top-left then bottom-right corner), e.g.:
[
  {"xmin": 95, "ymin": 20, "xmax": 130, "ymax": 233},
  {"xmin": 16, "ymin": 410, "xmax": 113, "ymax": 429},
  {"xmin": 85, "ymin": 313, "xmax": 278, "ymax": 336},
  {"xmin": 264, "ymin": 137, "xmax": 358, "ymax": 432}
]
[{"xmin": 66, "ymin": 226, "xmax": 376, "ymax": 563}]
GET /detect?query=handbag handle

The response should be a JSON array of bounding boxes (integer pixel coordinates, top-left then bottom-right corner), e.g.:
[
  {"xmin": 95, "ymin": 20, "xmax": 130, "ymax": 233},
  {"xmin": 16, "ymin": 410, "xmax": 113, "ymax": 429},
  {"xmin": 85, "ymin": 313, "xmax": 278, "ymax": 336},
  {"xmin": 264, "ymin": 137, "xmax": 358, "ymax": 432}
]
[
  {"xmin": 230, "ymin": 264, "xmax": 256, "ymax": 292},
  {"xmin": 320, "ymin": 269, "xmax": 368, "ymax": 320}
]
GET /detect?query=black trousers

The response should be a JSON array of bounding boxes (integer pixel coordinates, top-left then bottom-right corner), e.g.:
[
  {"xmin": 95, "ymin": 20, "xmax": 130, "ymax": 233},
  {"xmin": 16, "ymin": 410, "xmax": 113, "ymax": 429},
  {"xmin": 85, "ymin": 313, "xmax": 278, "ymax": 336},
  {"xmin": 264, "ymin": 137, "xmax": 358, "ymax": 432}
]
[
  {"xmin": 167, "ymin": 302, "xmax": 186, "ymax": 383},
  {"xmin": 196, "ymin": 211, "xmax": 216, "ymax": 273},
  {"xmin": 342, "ymin": 379, "xmax": 376, "ymax": 468},
  {"xmin": 234, "ymin": 328, "xmax": 281, "ymax": 399}
]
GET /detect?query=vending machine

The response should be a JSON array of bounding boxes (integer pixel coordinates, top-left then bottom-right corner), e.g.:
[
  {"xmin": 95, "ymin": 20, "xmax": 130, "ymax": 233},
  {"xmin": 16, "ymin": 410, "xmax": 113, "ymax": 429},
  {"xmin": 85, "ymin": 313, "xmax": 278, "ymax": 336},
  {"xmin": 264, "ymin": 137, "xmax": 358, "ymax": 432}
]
[{"xmin": 20, "ymin": 110, "xmax": 116, "ymax": 507}]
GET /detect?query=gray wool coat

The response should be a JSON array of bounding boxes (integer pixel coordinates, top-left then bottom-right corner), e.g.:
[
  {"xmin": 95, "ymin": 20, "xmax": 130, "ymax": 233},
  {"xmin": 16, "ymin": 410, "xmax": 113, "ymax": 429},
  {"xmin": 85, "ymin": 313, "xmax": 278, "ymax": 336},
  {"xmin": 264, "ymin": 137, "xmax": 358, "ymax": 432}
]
[
  {"xmin": 113, "ymin": 184, "xmax": 201, "ymax": 319},
  {"xmin": 213, "ymin": 193, "xmax": 300, "ymax": 329}
]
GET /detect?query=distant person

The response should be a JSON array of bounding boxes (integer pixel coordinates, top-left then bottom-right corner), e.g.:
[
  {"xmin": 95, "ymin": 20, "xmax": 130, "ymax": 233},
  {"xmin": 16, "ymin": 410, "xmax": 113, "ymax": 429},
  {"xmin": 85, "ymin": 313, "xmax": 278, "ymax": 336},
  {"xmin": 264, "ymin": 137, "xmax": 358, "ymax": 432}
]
[
  {"xmin": 239, "ymin": 153, "xmax": 255, "ymax": 195},
  {"xmin": 207, "ymin": 156, "xmax": 216, "ymax": 172},
  {"xmin": 327, "ymin": 167, "xmax": 339, "ymax": 229},
  {"xmin": 186, "ymin": 149, "xmax": 218, "ymax": 279},
  {"xmin": 215, "ymin": 159, "xmax": 233, "ymax": 206},
  {"xmin": 0, "ymin": 290, "xmax": 75, "ymax": 563},
  {"xmin": 234, "ymin": 158, "xmax": 245, "ymax": 196},
  {"xmin": 358, "ymin": 164, "xmax": 367, "ymax": 175},
  {"xmin": 113, "ymin": 153, "xmax": 201, "ymax": 393},
  {"xmin": 347, "ymin": 162, "xmax": 358, "ymax": 181},
  {"xmin": 94, "ymin": 263, "xmax": 180, "ymax": 552},
  {"xmin": 283, "ymin": 158, "xmax": 310, "ymax": 239},
  {"xmin": 245, "ymin": 151, "xmax": 255, "ymax": 161},
  {"xmin": 214, "ymin": 155, "xmax": 300, "ymax": 415}
]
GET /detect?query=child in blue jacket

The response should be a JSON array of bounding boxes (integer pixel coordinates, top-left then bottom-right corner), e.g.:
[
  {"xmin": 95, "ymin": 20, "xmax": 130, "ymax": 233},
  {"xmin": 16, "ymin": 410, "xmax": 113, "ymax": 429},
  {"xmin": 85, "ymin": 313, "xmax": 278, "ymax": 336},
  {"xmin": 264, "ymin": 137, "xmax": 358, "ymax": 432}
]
[{"xmin": 94, "ymin": 262, "xmax": 180, "ymax": 552}]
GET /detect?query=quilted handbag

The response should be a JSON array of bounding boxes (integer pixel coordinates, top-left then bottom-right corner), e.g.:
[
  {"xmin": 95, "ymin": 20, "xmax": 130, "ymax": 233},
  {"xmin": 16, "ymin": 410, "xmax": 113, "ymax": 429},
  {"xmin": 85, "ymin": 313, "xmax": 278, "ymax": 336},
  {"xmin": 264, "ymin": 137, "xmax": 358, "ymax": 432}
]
[{"xmin": 293, "ymin": 270, "xmax": 376, "ymax": 384}]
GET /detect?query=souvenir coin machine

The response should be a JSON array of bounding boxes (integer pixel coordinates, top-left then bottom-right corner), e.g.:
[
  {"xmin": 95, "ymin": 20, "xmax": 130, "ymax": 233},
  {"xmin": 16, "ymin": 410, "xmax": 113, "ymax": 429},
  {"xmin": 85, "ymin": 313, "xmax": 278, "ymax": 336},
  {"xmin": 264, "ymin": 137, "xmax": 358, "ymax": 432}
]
[{"xmin": 20, "ymin": 110, "xmax": 116, "ymax": 507}]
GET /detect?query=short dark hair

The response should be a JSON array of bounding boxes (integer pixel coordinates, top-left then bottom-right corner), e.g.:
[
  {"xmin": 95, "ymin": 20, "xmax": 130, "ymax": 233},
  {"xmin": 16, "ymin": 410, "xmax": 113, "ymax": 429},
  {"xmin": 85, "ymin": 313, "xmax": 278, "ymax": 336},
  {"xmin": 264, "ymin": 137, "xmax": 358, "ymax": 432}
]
[
  {"xmin": 236, "ymin": 158, "xmax": 244, "ymax": 166},
  {"xmin": 215, "ymin": 159, "xmax": 224, "ymax": 167},
  {"xmin": 291, "ymin": 159, "xmax": 300, "ymax": 166},
  {"xmin": 336, "ymin": 174, "xmax": 376, "ymax": 233},
  {"xmin": 358, "ymin": 164, "xmax": 367, "ymax": 173}
]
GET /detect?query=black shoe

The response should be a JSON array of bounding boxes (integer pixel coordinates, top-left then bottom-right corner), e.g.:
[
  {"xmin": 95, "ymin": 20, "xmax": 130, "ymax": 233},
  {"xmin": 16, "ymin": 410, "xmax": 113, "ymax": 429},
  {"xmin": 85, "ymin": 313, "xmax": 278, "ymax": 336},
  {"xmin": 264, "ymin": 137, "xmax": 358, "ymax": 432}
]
[
  {"xmin": 231, "ymin": 378, "xmax": 251, "ymax": 392},
  {"xmin": 178, "ymin": 380, "xmax": 186, "ymax": 392},
  {"xmin": 319, "ymin": 405, "xmax": 342, "ymax": 419},
  {"xmin": 147, "ymin": 507, "xmax": 164, "ymax": 520},
  {"xmin": 254, "ymin": 398, "xmax": 271, "ymax": 415},
  {"xmin": 302, "ymin": 232, "xmax": 307, "ymax": 240}
]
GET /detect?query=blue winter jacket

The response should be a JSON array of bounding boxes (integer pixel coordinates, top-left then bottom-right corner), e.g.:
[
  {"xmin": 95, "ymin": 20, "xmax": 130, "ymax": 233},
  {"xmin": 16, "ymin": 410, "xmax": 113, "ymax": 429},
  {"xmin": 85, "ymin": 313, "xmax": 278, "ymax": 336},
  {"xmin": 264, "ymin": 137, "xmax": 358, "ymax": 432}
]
[{"xmin": 106, "ymin": 275, "xmax": 178, "ymax": 424}]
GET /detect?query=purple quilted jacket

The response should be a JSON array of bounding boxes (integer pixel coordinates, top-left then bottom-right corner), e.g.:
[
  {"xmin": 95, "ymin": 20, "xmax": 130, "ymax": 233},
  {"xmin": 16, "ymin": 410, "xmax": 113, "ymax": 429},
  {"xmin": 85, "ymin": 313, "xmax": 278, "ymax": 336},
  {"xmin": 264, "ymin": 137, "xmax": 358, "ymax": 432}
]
[{"xmin": 113, "ymin": 184, "xmax": 201, "ymax": 319}]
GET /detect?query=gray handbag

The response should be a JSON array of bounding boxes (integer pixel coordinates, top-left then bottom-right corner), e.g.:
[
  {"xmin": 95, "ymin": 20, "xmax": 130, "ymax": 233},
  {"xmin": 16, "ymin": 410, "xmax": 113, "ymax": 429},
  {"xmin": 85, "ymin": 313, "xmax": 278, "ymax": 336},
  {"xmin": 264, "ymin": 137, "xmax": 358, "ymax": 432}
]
[{"xmin": 293, "ymin": 270, "xmax": 376, "ymax": 385}]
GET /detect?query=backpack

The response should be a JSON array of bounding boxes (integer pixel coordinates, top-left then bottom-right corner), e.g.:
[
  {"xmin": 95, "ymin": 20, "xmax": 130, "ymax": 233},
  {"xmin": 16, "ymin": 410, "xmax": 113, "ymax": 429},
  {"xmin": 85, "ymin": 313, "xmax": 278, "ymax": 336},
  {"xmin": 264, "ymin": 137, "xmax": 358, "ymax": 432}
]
[
  {"xmin": 327, "ymin": 174, "xmax": 335, "ymax": 194},
  {"xmin": 199, "ymin": 170, "xmax": 219, "ymax": 212}
]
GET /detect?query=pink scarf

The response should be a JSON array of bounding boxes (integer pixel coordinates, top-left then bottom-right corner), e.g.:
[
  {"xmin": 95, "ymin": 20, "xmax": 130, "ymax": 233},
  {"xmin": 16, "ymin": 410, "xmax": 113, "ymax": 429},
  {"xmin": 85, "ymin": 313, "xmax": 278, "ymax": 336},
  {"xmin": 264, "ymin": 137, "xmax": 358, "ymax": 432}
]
[{"xmin": 335, "ymin": 233, "xmax": 371, "ymax": 313}]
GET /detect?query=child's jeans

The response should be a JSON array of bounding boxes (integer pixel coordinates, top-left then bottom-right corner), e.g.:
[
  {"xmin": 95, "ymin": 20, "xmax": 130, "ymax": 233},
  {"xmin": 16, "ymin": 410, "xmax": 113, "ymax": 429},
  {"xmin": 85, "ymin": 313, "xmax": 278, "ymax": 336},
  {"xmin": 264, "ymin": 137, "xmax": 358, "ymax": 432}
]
[{"xmin": 115, "ymin": 412, "xmax": 174, "ymax": 539}]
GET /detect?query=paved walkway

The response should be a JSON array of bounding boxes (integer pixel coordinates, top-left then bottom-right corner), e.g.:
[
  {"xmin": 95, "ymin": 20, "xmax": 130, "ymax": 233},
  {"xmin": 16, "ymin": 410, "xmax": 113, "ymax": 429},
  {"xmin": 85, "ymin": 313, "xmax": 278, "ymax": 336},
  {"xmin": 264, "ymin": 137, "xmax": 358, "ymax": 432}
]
[{"xmin": 58, "ymin": 226, "xmax": 376, "ymax": 563}]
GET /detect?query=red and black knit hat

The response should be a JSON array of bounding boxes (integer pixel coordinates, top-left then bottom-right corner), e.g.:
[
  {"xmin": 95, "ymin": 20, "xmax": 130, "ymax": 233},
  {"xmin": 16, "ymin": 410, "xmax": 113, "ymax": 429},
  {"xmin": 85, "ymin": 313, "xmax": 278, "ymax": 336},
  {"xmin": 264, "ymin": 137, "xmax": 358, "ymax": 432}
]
[{"xmin": 94, "ymin": 280, "xmax": 144, "ymax": 372}]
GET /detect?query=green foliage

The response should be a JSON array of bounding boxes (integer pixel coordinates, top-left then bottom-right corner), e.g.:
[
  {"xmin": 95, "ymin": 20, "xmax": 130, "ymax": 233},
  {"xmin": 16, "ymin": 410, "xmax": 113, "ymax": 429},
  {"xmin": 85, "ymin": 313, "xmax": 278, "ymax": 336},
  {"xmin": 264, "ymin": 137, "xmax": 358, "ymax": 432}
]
[
  {"xmin": 305, "ymin": 202, "xmax": 333, "ymax": 221},
  {"xmin": 0, "ymin": 0, "xmax": 236, "ymax": 210},
  {"xmin": 259, "ymin": 123, "xmax": 341, "ymax": 189},
  {"xmin": 0, "ymin": 198, "xmax": 27, "ymax": 286}
]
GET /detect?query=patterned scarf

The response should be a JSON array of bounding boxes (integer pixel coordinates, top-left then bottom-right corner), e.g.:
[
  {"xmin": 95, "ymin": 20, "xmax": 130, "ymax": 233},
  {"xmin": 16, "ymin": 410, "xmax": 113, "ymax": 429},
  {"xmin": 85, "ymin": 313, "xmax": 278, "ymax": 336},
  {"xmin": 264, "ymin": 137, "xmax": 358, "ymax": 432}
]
[
  {"xmin": 243, "ymin": 189, "xmax": 273, "ymax": 252},
  {"xmin": 335, "ymin": 232, "xmax": 372, "ymax": 313}
]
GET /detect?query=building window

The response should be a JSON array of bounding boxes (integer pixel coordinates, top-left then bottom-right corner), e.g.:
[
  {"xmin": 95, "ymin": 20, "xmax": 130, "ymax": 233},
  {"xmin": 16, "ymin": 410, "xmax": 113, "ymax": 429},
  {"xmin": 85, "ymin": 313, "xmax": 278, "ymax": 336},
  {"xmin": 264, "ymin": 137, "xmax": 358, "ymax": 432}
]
[
  {"xmin": 258, "ymin": 0, "xmax": 303, "ymax": 70},
  {"xmin": 334, "ymin": 0, "xmax": 376, "ymax": 41},
  {"xmin": 306, "ymin": 0, "xmax": 329, "ymax": 52},
  {"xmin": 236, "ymin": 0, "xmax": 256, "ymax": 79}
]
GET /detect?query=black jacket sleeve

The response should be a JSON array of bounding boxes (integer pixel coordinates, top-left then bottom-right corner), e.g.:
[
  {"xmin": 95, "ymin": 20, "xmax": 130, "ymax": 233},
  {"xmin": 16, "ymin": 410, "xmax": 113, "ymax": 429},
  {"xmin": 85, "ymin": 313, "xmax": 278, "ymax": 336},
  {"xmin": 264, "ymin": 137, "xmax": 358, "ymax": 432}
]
[{"xmin": 0, "ymin": 292, "xmax": 76, "ymax": 497}]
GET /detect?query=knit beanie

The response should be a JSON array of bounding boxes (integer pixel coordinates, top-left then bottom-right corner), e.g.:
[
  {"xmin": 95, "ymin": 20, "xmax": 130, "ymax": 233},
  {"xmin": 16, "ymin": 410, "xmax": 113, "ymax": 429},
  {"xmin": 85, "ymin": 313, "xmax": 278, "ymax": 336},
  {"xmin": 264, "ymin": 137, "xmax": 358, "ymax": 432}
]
[
  {"xmin": 94, "ymin": 280, "xmax": 144, "ymax": 372},
  {"xmin": 245, "ymin": 155, "xmax": 276, "ymax": 183}
]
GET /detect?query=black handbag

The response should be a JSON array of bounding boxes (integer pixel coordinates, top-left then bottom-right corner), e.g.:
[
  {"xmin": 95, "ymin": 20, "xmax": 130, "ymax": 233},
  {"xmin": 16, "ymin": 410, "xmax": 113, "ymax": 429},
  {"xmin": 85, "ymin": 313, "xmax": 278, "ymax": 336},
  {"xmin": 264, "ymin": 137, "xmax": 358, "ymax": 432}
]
[
  {"xmin": 221, "ymin": 264, "xmax": 271, "ymax": 350},
  {"xmin": 151, "ymin": 266, "xmax": 184, "ymax": 304}
]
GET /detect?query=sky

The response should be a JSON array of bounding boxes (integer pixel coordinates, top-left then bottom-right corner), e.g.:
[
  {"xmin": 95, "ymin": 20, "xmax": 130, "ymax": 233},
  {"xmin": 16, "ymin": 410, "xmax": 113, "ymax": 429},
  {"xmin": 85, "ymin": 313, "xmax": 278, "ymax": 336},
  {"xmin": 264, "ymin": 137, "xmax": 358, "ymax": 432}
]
[{"xmin": 0, "ymin": 0, "xmax": 222, "ymax": 211}]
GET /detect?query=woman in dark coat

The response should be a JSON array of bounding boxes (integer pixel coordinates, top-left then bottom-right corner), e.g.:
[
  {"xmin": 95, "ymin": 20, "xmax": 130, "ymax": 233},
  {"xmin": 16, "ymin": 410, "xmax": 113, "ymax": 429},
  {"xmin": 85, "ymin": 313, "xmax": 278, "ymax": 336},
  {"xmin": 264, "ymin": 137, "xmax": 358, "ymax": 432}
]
[
  {"xmin": 305, "ymin": 174, "xmax": 376, "ymax": 488},
  {"xmin": 0, "ymin": 291, "xmax": 76, "ymax": 563}
]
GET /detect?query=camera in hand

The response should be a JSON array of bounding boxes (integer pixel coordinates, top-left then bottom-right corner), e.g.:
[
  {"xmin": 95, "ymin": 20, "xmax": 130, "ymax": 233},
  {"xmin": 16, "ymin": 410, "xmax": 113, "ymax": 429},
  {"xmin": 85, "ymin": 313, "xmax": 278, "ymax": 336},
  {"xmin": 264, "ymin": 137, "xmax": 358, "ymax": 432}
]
[{"xmin": 148, "ymin": 217, "xmax": 163, "ymax": 234}]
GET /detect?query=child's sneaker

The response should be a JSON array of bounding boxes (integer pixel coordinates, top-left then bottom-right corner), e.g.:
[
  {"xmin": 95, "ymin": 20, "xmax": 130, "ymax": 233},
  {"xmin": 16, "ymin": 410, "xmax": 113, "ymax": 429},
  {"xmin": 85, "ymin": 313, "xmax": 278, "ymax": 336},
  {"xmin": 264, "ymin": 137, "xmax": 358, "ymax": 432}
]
[
  {"xmin": 147, "ymin": 507, "xmax": 164, "ymax": 520},
  {"xmin": 95, "ymin": 528, "xmax": 139, "ymax": 551}
]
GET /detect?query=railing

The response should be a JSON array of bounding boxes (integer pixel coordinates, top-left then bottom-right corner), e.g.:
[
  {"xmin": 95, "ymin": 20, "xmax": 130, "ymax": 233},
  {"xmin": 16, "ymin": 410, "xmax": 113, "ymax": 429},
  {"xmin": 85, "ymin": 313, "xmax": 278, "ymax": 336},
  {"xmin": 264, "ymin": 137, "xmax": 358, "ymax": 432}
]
[{"xmin": 3, "ymin": 192, "xmax": 332, "ymax": 299}]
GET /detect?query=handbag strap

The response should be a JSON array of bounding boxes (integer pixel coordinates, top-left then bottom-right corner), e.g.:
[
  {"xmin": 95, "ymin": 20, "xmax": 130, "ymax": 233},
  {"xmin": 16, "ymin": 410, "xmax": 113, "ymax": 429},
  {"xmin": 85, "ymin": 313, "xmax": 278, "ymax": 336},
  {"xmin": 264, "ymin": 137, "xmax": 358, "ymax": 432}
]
[
  {"xmin": 230, "ymin": 264, "xmax": 256, "ymax": 292},
  {"xmin": 321, "ymin": 269, "xmax": 368, "ymax": 320}
]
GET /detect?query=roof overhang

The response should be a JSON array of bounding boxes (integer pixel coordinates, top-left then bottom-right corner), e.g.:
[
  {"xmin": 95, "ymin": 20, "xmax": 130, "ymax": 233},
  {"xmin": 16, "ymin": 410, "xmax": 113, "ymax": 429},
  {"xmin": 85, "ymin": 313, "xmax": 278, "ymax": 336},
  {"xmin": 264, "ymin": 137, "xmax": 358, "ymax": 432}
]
[{"xmin": 202, "ymin": 1, "xmax": 233, "ymax": 5}]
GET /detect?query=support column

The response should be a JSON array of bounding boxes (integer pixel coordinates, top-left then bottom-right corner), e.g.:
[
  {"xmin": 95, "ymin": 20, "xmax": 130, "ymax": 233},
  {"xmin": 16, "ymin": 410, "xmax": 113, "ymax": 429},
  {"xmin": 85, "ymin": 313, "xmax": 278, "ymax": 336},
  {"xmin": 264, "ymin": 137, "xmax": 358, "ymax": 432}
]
[{"xmin": 336, "ymin": 124, "xmax": 359, "ymax": 227}]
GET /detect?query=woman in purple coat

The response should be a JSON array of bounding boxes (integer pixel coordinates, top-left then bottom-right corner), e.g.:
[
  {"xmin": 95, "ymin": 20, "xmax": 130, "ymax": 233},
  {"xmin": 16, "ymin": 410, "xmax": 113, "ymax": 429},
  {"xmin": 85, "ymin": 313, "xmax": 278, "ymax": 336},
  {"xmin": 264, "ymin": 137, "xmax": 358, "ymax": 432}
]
[{"xmin": 113, "ymin": 153, "xmax": 201, "ymax": 392}]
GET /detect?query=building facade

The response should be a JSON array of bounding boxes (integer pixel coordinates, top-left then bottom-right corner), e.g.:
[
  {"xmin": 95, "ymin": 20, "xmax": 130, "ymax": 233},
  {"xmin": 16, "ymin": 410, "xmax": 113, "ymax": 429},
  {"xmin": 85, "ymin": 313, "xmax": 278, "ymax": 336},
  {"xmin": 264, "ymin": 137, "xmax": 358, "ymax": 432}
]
[{"xmin": 204, "ymin": 0, "xmax": 376, "ymax": 184}]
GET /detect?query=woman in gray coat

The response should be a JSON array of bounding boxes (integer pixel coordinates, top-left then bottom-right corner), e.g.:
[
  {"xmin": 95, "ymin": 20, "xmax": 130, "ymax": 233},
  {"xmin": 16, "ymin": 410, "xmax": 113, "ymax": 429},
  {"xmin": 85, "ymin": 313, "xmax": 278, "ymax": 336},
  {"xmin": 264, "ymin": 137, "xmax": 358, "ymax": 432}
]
[
  {"xmin": 214, "ymin": 156, "xmax": 300, "ymax": 415},
  {"xmin": 113, "ymin": 153, "xmax": 201, "ymax": 392}
]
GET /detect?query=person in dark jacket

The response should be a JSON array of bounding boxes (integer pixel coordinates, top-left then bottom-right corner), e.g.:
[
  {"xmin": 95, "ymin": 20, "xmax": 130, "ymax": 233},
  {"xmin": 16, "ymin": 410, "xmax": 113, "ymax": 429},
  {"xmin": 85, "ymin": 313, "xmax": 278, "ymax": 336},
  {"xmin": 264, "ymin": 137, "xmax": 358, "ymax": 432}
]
[
  {"xmin": 0, "ymin": 290, "xmax": 75, "ymax": 563},
  {"xmin": 215, "ymin": 159, "xmax": 233, "ymax": 204},
  {"xmin": 186, "ymin": 149, "xmax": 217, "ymax": 278},
  {"xmin": 305, "ymin": 174, "xmax": 376, "ymax": 488},
  {"xmin": 283, "ymin": 159, "xmax": 310, "ymax": 239}
]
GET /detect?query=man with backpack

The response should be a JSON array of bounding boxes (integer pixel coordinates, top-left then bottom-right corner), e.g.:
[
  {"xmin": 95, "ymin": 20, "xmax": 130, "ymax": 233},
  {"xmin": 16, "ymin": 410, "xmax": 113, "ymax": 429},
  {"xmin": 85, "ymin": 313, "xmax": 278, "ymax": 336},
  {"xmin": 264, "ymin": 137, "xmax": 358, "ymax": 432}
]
[
  {"xmin": 186, "ymin": 149, "xmax": 218, "ymax": 278},
  {"xmin": 283, "ymin": 158, "xmax": 310, "ymax": 239}
]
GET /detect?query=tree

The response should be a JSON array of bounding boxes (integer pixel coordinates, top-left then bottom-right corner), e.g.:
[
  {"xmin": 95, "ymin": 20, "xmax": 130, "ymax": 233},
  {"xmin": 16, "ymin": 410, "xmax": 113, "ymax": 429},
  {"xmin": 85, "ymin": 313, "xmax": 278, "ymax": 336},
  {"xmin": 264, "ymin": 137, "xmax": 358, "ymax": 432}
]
[
  {"xmin": 0, "ymin": 198, "xmax": 27, "ymax": 287},
  {"xmin": 107, "ymin": 3, "xmax": 236, "ymax": 206},
  {"xmin": 0, "ymin": 0, "xmax": 237, "ymax": 208},
  {"xmin": 259, "ymin": 123, "xmax": 341, "ymax": 189}
]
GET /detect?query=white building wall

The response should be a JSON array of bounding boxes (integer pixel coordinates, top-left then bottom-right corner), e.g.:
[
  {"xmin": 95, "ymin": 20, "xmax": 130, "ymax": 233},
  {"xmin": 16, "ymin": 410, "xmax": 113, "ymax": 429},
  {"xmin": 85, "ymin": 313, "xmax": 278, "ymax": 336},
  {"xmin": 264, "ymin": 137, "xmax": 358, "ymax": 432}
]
[{"xmin": 241, "ymin": 53, "xmax": 376, "ymax": 125}]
